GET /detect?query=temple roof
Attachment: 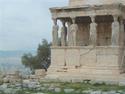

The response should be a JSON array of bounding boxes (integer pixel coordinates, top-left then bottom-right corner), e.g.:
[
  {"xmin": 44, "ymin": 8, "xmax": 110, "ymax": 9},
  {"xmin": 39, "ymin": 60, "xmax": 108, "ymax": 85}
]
[
  {"xmin": 49, "ymin": 0, "xmax": 125, "ymax": 19},
  {"xmin": 69, "ymin": 0, "xmax": 125, "ymax": 6}
]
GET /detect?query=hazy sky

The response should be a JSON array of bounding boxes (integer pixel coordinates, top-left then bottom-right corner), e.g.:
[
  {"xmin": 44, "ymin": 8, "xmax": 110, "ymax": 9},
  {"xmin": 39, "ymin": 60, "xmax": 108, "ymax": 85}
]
[{"xmin": 0, "ymin": 0, "xmax": 68, "ymax": 51}]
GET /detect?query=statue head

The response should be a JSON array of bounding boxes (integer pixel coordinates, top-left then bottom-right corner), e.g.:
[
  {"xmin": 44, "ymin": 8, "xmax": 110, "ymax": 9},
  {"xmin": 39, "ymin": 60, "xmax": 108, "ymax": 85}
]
[{"xmin": 52, "ymin": 18, "xmax": 57, "ymax": 25}]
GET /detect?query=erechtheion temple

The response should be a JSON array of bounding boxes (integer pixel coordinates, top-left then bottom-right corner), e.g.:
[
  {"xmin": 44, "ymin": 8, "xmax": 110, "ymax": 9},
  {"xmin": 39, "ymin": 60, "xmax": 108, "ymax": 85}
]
[{"xmin": 46, "ymin": 0, "xmax": 125, "ymax": 83}]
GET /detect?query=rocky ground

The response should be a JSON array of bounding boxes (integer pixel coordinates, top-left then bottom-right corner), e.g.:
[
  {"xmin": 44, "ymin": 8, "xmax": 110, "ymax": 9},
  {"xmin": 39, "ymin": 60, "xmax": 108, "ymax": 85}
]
[
  {"xmin": 0, "ymin": 71, "xmax": 125, "ymax": 94},
  {"xmin": 0, "ymin": 80, "xmax": 125, "ymax": 94}
]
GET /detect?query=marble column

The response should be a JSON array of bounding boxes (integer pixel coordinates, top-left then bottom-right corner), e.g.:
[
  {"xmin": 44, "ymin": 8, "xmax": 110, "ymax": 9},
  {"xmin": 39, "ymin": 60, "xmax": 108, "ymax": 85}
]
[
  {"xmin": 52, "ymin": 18, "xmax": 59, "ymax": 46},
  {"xmin": 111, "ymin": 15, "xmax": 120, "ymax": 46},
  {"xmin": 90, "ymin": 16, "xmax": 97, "ymax": 46},
  {"xmin": 69, "ymin": 17, "xmax": 78, "ymax": 46},
  {"xmin": 61, "ymin": 20, "xmax": 67, "ymax": 46}
]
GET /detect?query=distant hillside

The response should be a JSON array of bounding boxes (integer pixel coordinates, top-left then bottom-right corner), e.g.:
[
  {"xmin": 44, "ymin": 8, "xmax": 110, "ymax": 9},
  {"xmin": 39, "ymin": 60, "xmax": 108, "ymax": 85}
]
[
  {"xmin": 0, "ymin": 50, "xmax": 36, "ymax": 73},
  {"xmin": 0, "ymin": 50, "xmax": 36, "ymax": 58}
]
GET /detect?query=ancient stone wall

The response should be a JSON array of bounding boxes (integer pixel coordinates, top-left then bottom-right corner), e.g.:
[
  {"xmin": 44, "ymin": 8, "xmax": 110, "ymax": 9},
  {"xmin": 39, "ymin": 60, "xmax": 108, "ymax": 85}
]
[
  {"xmin": 46, "ymin": 47, "xmax": 122, "ymax": 82},
  {"xmin": 69, "ymin": 0, "xmax": 125, "ymax": 6},
  {"xmin": 50, "ymin": 46, "xmax": 120, "ymax": 67},
  {"xmin": 69, "ymin": 0, "xmax": 84, "ymax": 6}
]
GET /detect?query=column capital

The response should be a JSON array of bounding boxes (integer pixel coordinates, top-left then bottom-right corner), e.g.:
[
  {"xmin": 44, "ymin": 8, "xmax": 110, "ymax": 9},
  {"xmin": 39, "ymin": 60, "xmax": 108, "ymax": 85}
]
[
  {"xmin": 90, "ymin": 15, "xmax": 96, "ymax": 23},
  {"xmin": 112, "ymin": 15, "xmax": 119, "ymax": 22},
  {"xmin": 70, "ymin": 17, "xmax": 76, "ymax": 24}
]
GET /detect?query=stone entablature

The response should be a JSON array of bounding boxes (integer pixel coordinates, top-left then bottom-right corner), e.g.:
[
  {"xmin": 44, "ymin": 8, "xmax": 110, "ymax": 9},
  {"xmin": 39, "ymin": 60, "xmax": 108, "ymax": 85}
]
[{"xmin": 50, "ymin": 4, "xmax": 125, "ymax": 19}]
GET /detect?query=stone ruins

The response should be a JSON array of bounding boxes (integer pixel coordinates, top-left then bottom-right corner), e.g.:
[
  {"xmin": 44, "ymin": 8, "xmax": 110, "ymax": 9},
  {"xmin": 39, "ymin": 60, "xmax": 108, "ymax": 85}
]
[{"xmin": 46, "ymin": 0, "xmax": 125, "ymax": 83}]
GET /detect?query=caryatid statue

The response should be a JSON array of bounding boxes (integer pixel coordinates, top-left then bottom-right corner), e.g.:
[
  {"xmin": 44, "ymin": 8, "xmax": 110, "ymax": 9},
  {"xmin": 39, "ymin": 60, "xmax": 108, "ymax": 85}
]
[
  {"xmin": 111, "ymin": 15, "xmax": 120, "ymax": 46},
  {"xmin": 67, "ymin": 21, "xmax": 72, "ymax": 46},
  {"xmin": 61, "ymin": 20, "xmax": 67, "ymax": 46},
  {"xmin": 52, "ymin": 19, "xmax": 59, "ymax": 46},
  {"xmin": 119, "ymin": 18, "xmax": 125, "ymax": 46},
  {"xmin": 69, "ymin": 18, "xmax": 78, "ymax": 46},
  {"xmin": 90, "ymin": 16, "xmax": 97, "ymax": 46}
]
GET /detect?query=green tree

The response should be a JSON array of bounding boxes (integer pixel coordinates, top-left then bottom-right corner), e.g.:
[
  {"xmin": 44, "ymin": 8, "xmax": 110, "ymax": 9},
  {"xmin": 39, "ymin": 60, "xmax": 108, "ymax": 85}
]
[{"xmin": 21, "ymin": 39, "xmax": 51, "ymax": 72}]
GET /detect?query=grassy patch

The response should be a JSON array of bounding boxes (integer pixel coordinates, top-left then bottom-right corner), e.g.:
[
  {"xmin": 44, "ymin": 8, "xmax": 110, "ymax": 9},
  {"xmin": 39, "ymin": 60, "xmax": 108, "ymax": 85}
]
[
  {"xmin": 1, "ymin": 82, "xmax": 125, "ymax": 94},
  {"xmin": 40, "ymin": 82, "xmax": 125, "ymax": 92}
]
